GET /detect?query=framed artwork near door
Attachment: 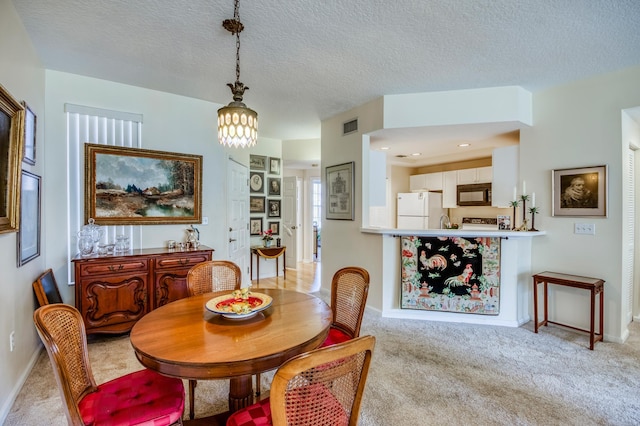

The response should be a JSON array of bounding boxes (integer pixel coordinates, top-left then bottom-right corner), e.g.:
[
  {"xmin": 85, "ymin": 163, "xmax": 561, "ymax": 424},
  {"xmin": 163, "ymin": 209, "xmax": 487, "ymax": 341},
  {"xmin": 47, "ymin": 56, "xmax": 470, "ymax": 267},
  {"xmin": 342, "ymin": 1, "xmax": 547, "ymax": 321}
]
[
  {"xmin": 269, "ymin": 157, "xmax": 281, "ymax": 174},
  {"xmin": 268, "ymin": 199, "xmax": 281, "ymax": 218},
  {"xmin": 250, "ymin": 171, "xmax": 264, "ymax": 193},
  {"xmin": 250, "ymin": 217, "xmax": 263, "ymax": 235},
  {"xmin": 268, "ymin": 177, "xmax": 281, "ymax": 195},
  {"xmin": 250, "ymin": 196, "xmax": 265, "ymax": 213},
  {"xmin": 268, "ymin": 221, "xmax": 280, "ymax": 235},
  {"xmin": 326, "ymin": 161, "xmax": 354, "ymax": 220},
  {"xmin": 22, "ymin": 101, "xmax": 36, "ymax": 165},
  {"xmin": 250, "ymin": 154, "xmax": 266, "ymax": 170}
]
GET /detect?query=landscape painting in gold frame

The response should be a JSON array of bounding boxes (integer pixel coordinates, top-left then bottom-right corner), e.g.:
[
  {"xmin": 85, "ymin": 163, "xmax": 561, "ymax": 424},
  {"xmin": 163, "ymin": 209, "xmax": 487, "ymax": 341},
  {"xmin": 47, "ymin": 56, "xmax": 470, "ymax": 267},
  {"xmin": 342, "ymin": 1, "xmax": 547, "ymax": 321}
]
[
  {"xmin": 0, "ymin": 83, "xmax": 25, "ymax": 234},
  {"xmin": 84, "ymin": 144, "xmax": 202, "ymax": 225}
]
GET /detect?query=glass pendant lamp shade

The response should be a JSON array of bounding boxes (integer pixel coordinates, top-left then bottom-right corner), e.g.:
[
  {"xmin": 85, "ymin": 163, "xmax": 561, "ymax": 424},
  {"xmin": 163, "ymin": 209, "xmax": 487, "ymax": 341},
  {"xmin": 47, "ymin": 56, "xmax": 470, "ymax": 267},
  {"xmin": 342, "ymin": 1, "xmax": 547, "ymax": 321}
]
[{"xmin": 217, "ymin": 102, "xmax": 258, "ymax": 148}]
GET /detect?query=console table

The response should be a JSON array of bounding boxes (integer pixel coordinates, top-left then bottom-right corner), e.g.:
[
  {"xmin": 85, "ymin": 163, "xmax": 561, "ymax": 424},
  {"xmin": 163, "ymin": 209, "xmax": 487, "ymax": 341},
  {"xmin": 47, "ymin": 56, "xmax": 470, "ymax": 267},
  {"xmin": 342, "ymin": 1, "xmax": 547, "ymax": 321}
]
[
  {"xmin": 73, "ymin": 245, "xmax": 213, "ymax": 334},
  {"xmin": 250, "ymin": 245, "xmax": 286, "ymax": 284},
  {"xmin": 532, "ymin": 271, "xmax": 604, "ymax": 350}
]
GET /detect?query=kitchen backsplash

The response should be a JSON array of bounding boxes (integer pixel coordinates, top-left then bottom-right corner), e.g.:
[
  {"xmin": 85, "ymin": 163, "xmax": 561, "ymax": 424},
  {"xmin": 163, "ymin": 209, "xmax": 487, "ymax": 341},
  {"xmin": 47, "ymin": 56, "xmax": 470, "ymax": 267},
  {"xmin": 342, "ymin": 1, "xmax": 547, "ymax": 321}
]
[{"xmin": 448, "ymin": 206, "xmax": 512, "ymax": 227}]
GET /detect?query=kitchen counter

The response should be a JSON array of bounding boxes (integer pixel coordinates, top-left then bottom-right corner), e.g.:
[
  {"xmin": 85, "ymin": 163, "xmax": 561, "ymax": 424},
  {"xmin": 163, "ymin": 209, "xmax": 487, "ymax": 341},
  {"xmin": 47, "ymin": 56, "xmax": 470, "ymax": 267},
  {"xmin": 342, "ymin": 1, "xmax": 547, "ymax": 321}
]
[
  {"xmin": 363, "ymin": 227, "xmax": 546, "ymax": 327},
  {"xmin": 361, "ymin": 227, "xmax": 545, "ymax": 238}
]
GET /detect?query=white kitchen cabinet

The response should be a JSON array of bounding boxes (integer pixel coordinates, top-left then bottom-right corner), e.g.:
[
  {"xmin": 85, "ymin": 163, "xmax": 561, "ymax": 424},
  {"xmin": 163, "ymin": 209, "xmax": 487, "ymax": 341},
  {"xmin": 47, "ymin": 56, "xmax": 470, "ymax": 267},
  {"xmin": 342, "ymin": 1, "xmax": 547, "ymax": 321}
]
[
  {"xmin": 492, "ymin": 145, "xmax": 519, "ymax": 207},
  {"xmin": 409, "ymin": 172, "xmax": 443, "ymax": 192},
  {"xmin": 442, "ymin": 170, "xmax": 458, "ymax": 208},
  {"xmin": 456, "ymin": 167, "xmax": 492, "ymax": 184}
]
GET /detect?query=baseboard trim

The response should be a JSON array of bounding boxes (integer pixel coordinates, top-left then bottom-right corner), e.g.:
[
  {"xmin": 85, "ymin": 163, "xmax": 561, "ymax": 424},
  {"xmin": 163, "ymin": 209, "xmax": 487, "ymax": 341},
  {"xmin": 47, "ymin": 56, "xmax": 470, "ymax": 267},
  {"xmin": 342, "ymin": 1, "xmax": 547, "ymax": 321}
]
[{"xmin": 0, "ymin": 345, "xmax": 43, "ymax": 424}]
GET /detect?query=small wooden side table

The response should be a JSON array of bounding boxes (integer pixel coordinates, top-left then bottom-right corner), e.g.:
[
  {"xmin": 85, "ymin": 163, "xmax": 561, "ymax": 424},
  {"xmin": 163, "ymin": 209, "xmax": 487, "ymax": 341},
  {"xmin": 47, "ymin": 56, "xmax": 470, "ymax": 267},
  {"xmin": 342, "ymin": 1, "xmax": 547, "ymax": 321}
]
[
  {"xmin": 251, "ymin": 246, "xmax": 286, "ymax": 284},
  {"xmin": 532, "ymin": 271, "xmax": 604, "ymax": 350}
]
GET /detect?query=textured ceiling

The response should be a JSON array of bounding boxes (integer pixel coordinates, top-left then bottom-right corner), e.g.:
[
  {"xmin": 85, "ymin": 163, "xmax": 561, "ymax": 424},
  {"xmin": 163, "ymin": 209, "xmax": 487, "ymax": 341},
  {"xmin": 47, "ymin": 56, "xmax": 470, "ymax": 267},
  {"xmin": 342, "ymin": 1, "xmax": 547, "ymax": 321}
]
[{"xmin": 10, "ymin": 0, "xmax": 640, "ymax": 165}]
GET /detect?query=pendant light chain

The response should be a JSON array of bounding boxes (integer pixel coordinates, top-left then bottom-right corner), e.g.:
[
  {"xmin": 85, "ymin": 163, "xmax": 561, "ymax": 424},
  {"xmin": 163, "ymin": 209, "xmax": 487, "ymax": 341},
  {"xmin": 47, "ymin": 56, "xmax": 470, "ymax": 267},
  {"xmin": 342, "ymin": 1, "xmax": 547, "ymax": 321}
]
[{"xmin": 234, "ymin": 0, "xmax": 241, "ymax": 84}]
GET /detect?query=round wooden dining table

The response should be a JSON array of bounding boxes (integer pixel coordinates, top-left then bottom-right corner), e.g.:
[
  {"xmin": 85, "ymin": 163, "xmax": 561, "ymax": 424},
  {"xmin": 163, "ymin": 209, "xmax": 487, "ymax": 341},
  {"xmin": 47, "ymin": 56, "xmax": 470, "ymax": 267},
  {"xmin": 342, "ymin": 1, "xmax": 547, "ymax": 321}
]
[{"xmin": 130, "ymin": 288, "xmax": 332, "ymax": 414}]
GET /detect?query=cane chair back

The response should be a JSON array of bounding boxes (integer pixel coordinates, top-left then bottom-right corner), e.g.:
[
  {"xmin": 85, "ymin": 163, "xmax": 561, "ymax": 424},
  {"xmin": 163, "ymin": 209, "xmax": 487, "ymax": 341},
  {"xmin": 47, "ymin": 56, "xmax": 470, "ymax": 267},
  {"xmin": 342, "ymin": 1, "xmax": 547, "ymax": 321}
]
[
  {"xmin": 226, "ymin": 335, "xmax": 376, "ymax": 426},
  {"xmin": 33, "ymin": 268, "xmax": 63, "ymax": 306},
  {"xmin": 34, "ymin": 304, "xmax": 184, "ymax": 426},
  {"xmin": 186, "ymin": 260, "xmax": 242, "ymax": 296},
  {"xmin": 325, "ymin": 267, "xmax": 370, "ymax": 346}
]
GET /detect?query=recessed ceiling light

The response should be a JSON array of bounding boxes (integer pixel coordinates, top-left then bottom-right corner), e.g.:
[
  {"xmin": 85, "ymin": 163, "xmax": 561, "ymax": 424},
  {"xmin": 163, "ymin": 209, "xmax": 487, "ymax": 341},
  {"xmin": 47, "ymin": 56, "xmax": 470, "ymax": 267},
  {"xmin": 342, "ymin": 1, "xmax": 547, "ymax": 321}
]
[
  {"xmin": 411, "ymin": 153, "xmax": 421, "ymax": 156},
  {"xmin": 458, "ymin": 143, "xmax": 471, "ymax": 147},
  {"xmin": 380, "ymin": 147, "xmax": 390, "ymax": 150}
]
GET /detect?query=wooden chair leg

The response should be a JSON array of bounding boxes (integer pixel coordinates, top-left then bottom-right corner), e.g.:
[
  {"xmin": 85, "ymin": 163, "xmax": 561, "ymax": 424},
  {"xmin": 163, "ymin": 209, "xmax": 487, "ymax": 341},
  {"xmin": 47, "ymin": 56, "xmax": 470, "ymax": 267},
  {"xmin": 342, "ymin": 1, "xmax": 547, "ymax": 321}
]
[
  {"xmin": 189, "ymin": 379, "xmax": 197, "ymax": 420},
  {"xmin": 255, "ymin": 373, "xmax": 261, "ymax": 397}
]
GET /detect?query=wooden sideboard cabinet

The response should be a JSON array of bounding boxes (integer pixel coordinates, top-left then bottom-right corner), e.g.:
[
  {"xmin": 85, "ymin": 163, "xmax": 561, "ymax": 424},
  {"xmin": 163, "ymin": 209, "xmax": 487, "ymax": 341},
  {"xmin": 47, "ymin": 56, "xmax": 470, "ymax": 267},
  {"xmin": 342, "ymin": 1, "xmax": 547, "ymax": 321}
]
[{"xmin": 73, "ymin": 245, "xmax": 213, "ymax": 334}]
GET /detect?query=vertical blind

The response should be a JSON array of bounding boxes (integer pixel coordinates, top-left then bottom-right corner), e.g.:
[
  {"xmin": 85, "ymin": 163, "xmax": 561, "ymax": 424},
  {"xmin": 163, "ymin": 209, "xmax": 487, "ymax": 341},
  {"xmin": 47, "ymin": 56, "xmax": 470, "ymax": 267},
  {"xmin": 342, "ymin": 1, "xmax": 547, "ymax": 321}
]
[{"xmin": 65, "ymin": 104, "xmax": 143, "ymax": 284}]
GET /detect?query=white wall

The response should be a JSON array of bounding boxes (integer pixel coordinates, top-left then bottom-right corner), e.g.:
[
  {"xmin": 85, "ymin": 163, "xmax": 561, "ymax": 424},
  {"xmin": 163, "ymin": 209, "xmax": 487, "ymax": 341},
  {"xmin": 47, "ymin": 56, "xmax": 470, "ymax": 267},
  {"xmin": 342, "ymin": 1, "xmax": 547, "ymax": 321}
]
[
  {"xmin": 0, "ymin": 0, "xmax": 46, "ymax": 420},
  {"xmin": 522, "ymin": 65, "xmax": 640, "ymax": 342},
  {"xmin": 44, "ymin": 70, "xmax": 236, "ymax": 301}
]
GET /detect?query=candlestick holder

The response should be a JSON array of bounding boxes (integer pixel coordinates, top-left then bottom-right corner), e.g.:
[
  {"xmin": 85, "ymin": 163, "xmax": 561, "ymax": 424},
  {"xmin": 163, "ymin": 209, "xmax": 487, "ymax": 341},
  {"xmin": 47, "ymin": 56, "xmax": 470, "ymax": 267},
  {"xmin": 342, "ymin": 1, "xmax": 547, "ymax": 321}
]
[
  {"xmin": 520, "ymin": 195, "xmax": 529, "ymax": 227},
  {"xmin": 528, "ymin": 206, "xmax": 539, "ymax": 231},
  {"xmin": 509, "ymin": 200, "xmax": 519, "ymax": 230}
]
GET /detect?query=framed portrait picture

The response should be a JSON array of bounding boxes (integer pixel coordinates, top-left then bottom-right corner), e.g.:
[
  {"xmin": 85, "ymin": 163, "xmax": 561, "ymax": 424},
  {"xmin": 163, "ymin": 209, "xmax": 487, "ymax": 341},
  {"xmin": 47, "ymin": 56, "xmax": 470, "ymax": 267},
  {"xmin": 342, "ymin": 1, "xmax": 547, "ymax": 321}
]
[
  {"xmin": 250, "ymin": 196, "xmax": 265, "ymax": 213},
  {"xmin": 250, "ymin": 217, "xmax": 263, "ymax": 235},
  {"xmin": 269, "ymin": 157, "xmax": 281, "ymax": 175},
  {"xmin": 250, "ymin": 154, "xmax": 267, "ymax": 170},
  {"xmin": 268, "ymin": 199, "xmax": 281, "ymax": 218},
  {"xmin": 84, "ymin": 144, "xmax": 202, "ymax": 225},
  {"xmin": 326, "ymin": 161, "xmax": 354, "ymax": 220},
  {"xmin": 552, "ymin": 165, "xmax": 607, "ymax": 217},
  {"xmin": 17, "ymin": 170, "xmax": 41, "ymax": 266},
  {"xmin": 22, "ymin": 101, "xmax": 36, "ymax": 165},
  {"xmin": 268, "ymin": 221, "xmax": 280, "ymax": 235},
  {"xmin": 268, "ymin": 177, "xmax": 281, "ymax": 196},
  {"xmin": 250, "ymin": 171, "xmax": 264, "ymax": 193}
]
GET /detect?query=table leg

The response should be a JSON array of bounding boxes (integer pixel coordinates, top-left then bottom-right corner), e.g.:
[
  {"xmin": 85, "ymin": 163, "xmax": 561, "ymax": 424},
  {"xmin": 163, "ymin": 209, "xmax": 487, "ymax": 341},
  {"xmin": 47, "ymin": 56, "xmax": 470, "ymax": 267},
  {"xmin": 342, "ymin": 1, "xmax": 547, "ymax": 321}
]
[
  {"xmin": 256, "ymin": 254, "xmax": 260, "ymax": 285},
  {"xmin": 283, "ymin": 250, "xmax": 286, "ymax": 280},
  {"xmin": 276, "ymin": 258, "xmax": 279, "ymax": 278},
  {"xmin": 599, "ymin": 286, "xmax": 604, "ymax": 343},
  {"xmin": 533, "ymin": 279, "xmax": 539, "ymax": 333},
  {"xmin": 228, "ymin": 375, "xmax": 254, "ymax": 412},
  {"xmin": 590, "ymin": 288, "xmax": 596, "ymax": 350},
  {"xmin": 543, "ymin": 281, "xmax": 548, "ymax": 327}
]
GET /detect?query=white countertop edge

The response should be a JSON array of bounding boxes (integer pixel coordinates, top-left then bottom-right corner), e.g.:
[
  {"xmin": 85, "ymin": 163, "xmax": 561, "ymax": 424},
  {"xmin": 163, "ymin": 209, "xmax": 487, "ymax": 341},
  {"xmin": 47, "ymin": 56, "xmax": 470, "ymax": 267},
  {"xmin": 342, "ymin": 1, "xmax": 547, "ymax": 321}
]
[{"xmin": 360, "ymin": 227, "xmax": 546, "ymax": 238}]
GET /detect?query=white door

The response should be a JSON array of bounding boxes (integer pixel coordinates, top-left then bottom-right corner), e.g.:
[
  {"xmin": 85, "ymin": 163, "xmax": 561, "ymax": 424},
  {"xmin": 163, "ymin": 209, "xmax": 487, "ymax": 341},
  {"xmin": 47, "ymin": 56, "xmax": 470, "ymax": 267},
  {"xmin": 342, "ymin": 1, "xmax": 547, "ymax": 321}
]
[
  {"xmin": 282, "ymin": 176, "xmax": 299, "ymax": 270},
  {"xmin": 227, "ymin": 158, "xmax": 251, "ymax": 287}
]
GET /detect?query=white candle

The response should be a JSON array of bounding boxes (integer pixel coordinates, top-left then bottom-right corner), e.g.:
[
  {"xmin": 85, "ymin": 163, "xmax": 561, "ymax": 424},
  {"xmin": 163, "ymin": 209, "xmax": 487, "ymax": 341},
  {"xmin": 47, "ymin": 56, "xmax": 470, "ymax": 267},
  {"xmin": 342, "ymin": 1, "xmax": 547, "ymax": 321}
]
[
  {"xmin": 513, "ymin": 186, "xmax": 517, "ymax": 201},
  {"xmin": 522, "ymin": 181, "xmax": 526, "ymax": 196},
  {"xmin": 532, "ymin": 192, "xmax": 536, "ymax": 208}
]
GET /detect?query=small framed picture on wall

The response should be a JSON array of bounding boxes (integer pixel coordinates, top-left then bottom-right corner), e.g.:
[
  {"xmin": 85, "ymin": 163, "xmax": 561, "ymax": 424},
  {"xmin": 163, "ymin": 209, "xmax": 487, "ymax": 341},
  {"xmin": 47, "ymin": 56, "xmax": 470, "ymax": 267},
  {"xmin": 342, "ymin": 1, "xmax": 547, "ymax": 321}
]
[
  {"xmin": 268, "ymin": 221, "xmax": 280, "ymax": 235},
  {"xmin": 269, "ymin": 157, "xmax": 281, "ymax": 175},
  {"xmin": 250, "ymin": 172, "xmax": 264, "ymax": 193},
  {"xmin": 268, "ymin": 199, "xmax": 281, "ymax": 218},
  {"xmin": 250, "ymin": 196, "xmax": 265, "ymax": 213},
  {"xmin": 268, "ymin": 177, "xmax": 281, "ymax": 196},
  {"xmin": 250, "ymin": 217, "xmax": 263, "ymax": 235}
]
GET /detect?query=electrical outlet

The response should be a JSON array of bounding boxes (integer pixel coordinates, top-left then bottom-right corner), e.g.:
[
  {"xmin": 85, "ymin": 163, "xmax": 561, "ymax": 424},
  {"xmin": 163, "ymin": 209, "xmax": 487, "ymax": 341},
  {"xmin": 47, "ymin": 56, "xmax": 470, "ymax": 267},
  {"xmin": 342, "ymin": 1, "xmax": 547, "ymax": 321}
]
[
  {"xmin": 202, "ymin": 217, "xmax": 208, "ymax": 225},
  {"xmin": 9, "ymin": 331, "xmax": 15, "ymax": 352},
  {"xmin": 574, "ymin": 223, "xmax": 595, "ymax": 235}
]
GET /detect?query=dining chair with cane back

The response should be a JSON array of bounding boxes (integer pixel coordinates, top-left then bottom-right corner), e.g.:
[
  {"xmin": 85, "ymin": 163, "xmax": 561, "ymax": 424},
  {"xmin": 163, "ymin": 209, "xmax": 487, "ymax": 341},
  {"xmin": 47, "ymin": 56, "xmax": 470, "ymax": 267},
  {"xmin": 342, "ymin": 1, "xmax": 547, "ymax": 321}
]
[
  {"xmin": 33, "ymin": 304, "xmax": 185, "ymax": 426},
  {"xmin": 320, "ymin": 266, "xmax": 370, "ymax": 348},
  {"xmin": 186, "ymin": 260, "xmax": 242, "ymax": 296},
  {"xmin": 32, "ymin": 268, "xmax": 64, "ymax": 307},
  {"xmin": 226, "ymin": 335, "xmax": 376, "ymax": 426},
  {"xmin": 185, "ymin": 260, "xmax": 242, "ymax": 419}
]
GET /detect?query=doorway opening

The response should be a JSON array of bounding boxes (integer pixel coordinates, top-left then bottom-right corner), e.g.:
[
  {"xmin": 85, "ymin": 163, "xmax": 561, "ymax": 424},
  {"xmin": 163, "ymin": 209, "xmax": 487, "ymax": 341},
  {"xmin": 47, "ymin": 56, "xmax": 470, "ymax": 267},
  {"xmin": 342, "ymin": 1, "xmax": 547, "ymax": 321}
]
[{"xmin": 312, "ymin": 178, "xmax": 321, "ymax": 262}]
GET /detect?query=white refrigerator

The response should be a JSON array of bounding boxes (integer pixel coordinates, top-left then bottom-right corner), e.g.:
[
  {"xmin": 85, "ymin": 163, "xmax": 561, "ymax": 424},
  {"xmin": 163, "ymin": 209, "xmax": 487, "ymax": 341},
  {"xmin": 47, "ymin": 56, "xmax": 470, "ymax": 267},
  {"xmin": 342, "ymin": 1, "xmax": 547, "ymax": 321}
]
[{"xmin": 396, "ymin": 191, "xmax": 445, "ymax": 229}]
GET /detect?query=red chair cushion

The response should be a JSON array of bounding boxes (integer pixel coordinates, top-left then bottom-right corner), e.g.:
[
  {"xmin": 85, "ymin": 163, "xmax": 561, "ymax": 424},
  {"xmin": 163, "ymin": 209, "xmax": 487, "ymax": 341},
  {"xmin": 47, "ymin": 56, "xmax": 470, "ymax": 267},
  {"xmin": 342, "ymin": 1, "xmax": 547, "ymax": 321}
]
[
  {"xmin": 320, "ymin": 327, "xmax": 351, "ymax": 347},
  {"xmin": 226, "ymin": 397, "xmax": 271, "ymax": 426},
  {"xmin": 79, "ymin": 369, "xmax": 184, "ymax": 426},
  {"xmin": 226, "ymin": 384, "xmax": 348, "ymax": 426}
]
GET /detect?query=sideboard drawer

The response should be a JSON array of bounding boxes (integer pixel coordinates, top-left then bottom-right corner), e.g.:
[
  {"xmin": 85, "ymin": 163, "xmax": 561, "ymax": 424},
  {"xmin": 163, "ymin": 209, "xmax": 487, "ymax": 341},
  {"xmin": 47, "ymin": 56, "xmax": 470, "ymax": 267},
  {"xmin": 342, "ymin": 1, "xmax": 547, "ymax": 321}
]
[
  {"xmin": 78, "ymin": 259, "xmax": 149, "ymax": 277},
  {"xmin": 155, "ymin": 253, "xmax": 211, "ymax": 270}
]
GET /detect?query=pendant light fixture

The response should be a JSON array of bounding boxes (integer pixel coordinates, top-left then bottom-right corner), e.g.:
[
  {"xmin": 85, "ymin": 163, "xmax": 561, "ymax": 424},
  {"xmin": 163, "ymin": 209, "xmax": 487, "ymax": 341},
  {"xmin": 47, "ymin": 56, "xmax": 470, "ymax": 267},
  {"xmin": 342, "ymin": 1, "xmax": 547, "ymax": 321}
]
[{"xmin": 217, "ymin": 0, "xmax": 258, "ymax": 148}]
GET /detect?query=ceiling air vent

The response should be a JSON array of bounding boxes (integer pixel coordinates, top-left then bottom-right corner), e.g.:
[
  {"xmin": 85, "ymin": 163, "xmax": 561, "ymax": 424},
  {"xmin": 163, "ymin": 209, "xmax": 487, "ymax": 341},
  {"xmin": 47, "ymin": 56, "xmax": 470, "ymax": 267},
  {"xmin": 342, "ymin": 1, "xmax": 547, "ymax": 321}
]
[{"xmin": 343, "ymin": 118, "xmax": 358, "ymax": 135}]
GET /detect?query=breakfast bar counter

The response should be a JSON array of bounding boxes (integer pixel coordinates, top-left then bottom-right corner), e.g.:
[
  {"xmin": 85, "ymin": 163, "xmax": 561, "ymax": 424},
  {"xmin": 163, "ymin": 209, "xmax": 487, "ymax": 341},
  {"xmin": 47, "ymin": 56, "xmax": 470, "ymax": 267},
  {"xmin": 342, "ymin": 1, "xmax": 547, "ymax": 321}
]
[{"xmin": 362, "ymin": 227, "xmax": 546, "ymax": 327}]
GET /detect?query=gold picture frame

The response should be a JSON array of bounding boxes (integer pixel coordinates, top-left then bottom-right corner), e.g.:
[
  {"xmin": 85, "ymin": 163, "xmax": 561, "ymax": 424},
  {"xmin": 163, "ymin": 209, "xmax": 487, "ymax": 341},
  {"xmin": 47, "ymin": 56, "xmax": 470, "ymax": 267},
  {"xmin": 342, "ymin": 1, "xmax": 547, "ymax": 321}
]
[
  {"xmin": 0, "ymin": 83, "xmax": 25, "ymax": 234},
  {"xmin": 84, "ymin": 144, "xmax": 202, "ymax": 225}
]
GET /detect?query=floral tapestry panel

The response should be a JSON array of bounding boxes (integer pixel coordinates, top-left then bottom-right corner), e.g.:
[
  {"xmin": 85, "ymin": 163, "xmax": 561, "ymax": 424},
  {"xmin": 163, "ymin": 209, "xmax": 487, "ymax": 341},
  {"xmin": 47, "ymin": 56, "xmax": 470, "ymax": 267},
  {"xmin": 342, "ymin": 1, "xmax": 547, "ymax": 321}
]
[{"xmin": 401, "ymin": 236, "xmax": 501, "ymax": 315}]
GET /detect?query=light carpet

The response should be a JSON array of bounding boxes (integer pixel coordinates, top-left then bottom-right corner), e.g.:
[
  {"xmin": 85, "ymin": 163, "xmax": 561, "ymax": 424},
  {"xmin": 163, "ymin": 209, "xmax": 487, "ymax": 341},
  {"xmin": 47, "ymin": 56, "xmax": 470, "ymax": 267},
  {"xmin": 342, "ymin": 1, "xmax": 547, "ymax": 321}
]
[{"xmin": 5, "ymin": 302, "xmax": 640, "ymax": 425}]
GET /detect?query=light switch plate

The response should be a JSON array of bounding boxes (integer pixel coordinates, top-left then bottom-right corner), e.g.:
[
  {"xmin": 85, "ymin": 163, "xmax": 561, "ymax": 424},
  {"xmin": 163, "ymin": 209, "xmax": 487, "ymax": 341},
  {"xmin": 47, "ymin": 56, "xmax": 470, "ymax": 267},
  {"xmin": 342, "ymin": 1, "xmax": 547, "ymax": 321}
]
[{"xmin": 574, "ymin": 223, "xmax": 595, "ymax": 235}]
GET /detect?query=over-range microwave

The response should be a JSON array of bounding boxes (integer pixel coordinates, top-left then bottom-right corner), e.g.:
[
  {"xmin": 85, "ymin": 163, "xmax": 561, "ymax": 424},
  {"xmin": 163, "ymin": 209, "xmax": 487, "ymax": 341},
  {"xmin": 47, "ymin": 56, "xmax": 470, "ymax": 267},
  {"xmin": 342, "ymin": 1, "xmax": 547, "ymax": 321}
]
[{"xmin": 456, "ymin": 183, "xmax": 492, "ymax": 206}]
